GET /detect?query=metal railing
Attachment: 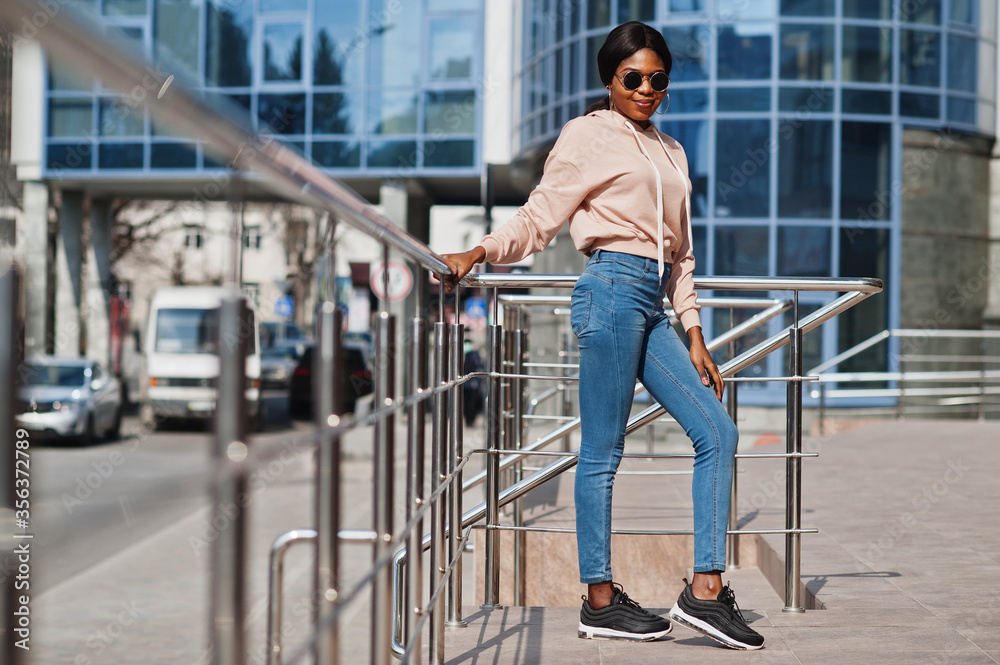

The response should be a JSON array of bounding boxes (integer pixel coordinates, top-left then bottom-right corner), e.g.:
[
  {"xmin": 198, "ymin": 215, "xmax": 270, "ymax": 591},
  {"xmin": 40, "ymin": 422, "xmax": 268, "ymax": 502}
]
[
  {"xmin": 0, "ymin": 4, "xmax": 888, "ymax": 665},
  {"xmin": 810, "ymin": 329, "xmax": 1000, "ymax": 428}
]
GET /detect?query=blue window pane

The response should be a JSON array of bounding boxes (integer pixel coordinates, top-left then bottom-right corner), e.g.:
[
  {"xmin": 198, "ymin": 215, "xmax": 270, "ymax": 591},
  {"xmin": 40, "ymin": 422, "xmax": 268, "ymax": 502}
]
[
  {"xmin": 368, "ymin": 0, "xmax": 421, "ymax": 88},
  {"xmin": 154, "ymin": 0, "xmax": 199, "ymax": 76},
  {"xmin": 617, "ymin": 0, "xmax": 655, "ymax": 22},
  {"xmin": 842, "ymin": 89, "xmax": 892, "ymax": 115},
  {"xmin": 947, "ymin": 97, "xmax": 976, "ymax": 124},
  {"xmin": 368, "ymin": 91, "xmax": 418, "ymax": 134},
  {"xmin": 780, "ymin": 0, "xmax": 833, "ymax": 15},
  {"xmin": 900, "ymin": 31, "xmax": 940, "ymax": 87},
  {"xmin": 99, "ymin": 99, "xmax": 144, "ymax": 137},
  {"xmin": 658, "ymin": 119, "xmax": 708, "ymax": 218},
  {"xmin": 691, "ymin": 224, "xmax": 706, "ymax": 273},
  {"xmin": 258, "ymin": 94, "xmax": 306, "ymax": 135},
  {"xmin": 842, "ymin": 26, "xmax": 890, "ymax": 83},
  {"xmin": 663, "ymin": 26, "xmax": 711, "ymax": 82},
  {"xmin": 427, "ymin": 0, "xmax": 478, "ymax": 8},
  {"xmin": 670, "ymin": 0, "xmax": 703, "ymax": 10},
  {"xmin": 46, "ymin": 143, "xmax": 93, "ymax": 170},
  {"xmin": 430, "ymin": 17, "xmax": 474, "ymax": 80},
  {"xmin": 367, "ymin": 140, "xmax": 418, "ymax": 169},
  {"xmin": 843, "ymin": 0, "xmax": 890, "ymax": 19},
  {"xmin": 715, "ymin": 226, "xmax": 769, "ymax": 275},
  {"xmin": 717, "ymin": 0, "xmax": 776, "ymax": 20},
  {"xmin": 586, "ymin": 35, "xmax": 604, "ymax": 89},
  {"xmin": 314, "ymin": 0, "xmax": 362, "ymax": 86},
  {"xmin": 588, "ymin": 0, "xmax": 610, "ymax": 28},
  {"xmin": 425, "ymin": 91, "xmax": 476, "ymax": 133},
  {"xmin": 261, "ymin": 0, "xmax": 305, "ymax": 10},
  {"xmin": 715, "ymin": 119, "xmax": 770, "ymax": 218},
  {"xmin": 841, "ymin": 122, "xmax": 891, "ymax": 221},
  {"xmin": 717, "ymin": 87, "xmax": 771, "ymax": 112},
  {"xmin": 778, "ymin": 226, "xmax": 830, "ymax": 276},
  {"xmin": 780, "ymin": 25, "xmax": 834, "ymax": 80},
  {"xmin": 718, "ymin": 27, "xmax": 772, "ymax": 80},
  {"xmin": 151, "ymin": 142, "xmax": 197, "ymax": 168},
  {"xmin": 901, "ymin": 0, "xmax": 940, "ymax": 24},
  {"xmin": 950, "ymin": 0, "xmax": 974, "ymax": 24},
  {"xmin": 778, "ymin": 120, "xmax": 832, "ymax": 218},
  {"xmin": 779, "ymin": 87, "xmax": 833, "ymax": 112},
  {"xmin": 99, "ymin": 143, "xmax": 144, "ymax": 169},
  {"xmin": 49, "ymin": 61, "xmax": 92, "ymax": 92},
  {"xmin": 424, "ymin": 139, "xmax": 475, "ymax": 167},
  {"xmin": 900, "ymin": 92, "xmax": 939, "ymax": 118},
  {"xmin": 104, "ymin": 0, "xmax": 146, "ymax": 16},
  {"xmin": 837, "ymin": 228, "xmax": 889, "ymax": 368},
  {"xmin": 312, "ymin": 141, "xmax": 360, "ymax": 168},
  {"xmin": 669, "ymin": 88, "xmax": 708, "ymax": 113},
  {"xmin": 205, "ymin": 0, "xmax": 252, "ymax": 86},
  {"xmin": 313, "ymin": 93, "xmax": 360, "ymax": 134},
  {"xmin": 264, "ymin": 23, "xmax": 303, "ymax": 82},
  {"xmin": 947, "ymin": 35, "xmax": 977, "ymax": 93},
  {"xmin": 48, "ymin": 99, "xmax": 92, "ymax": 138}
]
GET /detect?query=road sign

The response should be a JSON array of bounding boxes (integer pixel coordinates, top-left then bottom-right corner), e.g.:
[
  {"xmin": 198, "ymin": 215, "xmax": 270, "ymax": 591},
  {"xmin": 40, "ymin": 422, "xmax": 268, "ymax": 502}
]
[
  {"xmin": 274, "ymin": 295, "xmax": 294, "ymax": 318},
  {"xmin": 370, "ymin": 260, "xmax": 413, "ymax": 302}
]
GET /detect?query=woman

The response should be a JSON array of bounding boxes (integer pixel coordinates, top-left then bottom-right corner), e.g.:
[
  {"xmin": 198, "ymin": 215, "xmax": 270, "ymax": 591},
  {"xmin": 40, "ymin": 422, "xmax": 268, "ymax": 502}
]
[{"xmin": 442, "ymin": 22, "xmax": 763, "ymax": 651}]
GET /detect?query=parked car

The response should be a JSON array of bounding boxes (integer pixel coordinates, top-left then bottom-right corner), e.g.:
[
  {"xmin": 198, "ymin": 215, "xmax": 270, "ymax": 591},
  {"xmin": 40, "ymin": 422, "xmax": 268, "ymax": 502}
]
[
  {"xmin": 260, "ymin": 342, "xmax": 301, "ymax": 390},
  {"xmin": 15, "ymin": 356, "xmax": 123, "ymax": 444},
  {"xmin": 289, "ymin": 342, "xmax": 373, "ymax": 417}
]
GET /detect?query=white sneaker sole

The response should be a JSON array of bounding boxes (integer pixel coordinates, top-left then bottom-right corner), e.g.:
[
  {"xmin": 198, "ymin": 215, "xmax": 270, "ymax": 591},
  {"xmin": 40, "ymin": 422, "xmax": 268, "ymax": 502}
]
[
  {"xmin": 668, "ymin": 604, "xmax": 764, "ymax": 650},
  {"xmin": 577, "ymin": 621, "xmax": 672, "ymax": 642}
]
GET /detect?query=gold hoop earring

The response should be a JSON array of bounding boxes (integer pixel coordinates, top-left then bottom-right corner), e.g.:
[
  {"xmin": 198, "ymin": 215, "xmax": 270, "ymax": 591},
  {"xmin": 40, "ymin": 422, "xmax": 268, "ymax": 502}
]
[
  {"xmin": 607, "ymin": 86, "xmax": 614, "ymax": 110},
  {"xmin": 655, "ymin": 92, "xmax": 670, "ymax": 115}
]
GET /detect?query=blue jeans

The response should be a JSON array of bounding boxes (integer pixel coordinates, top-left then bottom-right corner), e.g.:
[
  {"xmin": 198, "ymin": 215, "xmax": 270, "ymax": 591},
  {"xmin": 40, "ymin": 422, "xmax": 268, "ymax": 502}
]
[{"xmin": 571, "ymin": 250, "xmax": 738, "ymax": 582}]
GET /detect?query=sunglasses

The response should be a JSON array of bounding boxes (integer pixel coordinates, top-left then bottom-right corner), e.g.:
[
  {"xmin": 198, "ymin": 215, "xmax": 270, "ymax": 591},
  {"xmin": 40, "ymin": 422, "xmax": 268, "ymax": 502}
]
[{"xmin": 615, "ymin": 70, "xmax": 670, "ymax": 92}]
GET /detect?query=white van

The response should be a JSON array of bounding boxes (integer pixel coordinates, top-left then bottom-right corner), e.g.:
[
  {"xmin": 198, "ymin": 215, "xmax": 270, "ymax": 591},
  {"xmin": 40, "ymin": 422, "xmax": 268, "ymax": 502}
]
[{"xmin": 140, "ymin": 286, "xmax": 261, "ymax": 430}]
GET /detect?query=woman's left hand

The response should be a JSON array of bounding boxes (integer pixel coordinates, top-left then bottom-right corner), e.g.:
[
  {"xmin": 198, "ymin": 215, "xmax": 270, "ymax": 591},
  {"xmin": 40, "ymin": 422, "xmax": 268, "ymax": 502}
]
[{"xmin": 687, "ymin": 326, "xmax": 724, "ymax": 401}]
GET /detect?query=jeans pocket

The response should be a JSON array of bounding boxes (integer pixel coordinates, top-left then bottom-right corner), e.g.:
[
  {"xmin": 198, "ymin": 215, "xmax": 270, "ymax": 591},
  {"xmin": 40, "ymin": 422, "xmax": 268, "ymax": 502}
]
[{"xmin": 570, "ymin": 289, "xmax": 592, "ymax": 337}]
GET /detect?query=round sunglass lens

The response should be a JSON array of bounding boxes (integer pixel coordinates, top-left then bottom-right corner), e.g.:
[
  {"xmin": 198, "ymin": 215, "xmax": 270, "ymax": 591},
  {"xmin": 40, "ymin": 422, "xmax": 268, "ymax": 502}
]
[
  {"xmin": 622, "ymin": 71, "xmax": 643, "ymax": 90},
  {"xmin": 650, "ymin": 72, "xmax": 669, "ymax": 91}
]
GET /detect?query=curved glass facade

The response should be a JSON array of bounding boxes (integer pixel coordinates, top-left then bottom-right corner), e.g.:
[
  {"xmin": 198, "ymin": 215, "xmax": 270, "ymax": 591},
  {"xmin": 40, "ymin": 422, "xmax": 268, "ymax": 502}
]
[
  {"xmin": 44, "ymin": 0, "xmax": 483, "ymax": 177},
  {"xmin": 518, "ymin": 0, "xmax": 996, "ymax": 387}
]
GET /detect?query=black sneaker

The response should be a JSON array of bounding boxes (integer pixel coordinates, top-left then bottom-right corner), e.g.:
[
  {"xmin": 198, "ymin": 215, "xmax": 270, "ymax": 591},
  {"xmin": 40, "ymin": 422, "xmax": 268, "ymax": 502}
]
[
  {"xmin": 578, "ymin": 584, "xmax": 672, "ymax": 641},
  {"xmin": 668, "ymin": 579, "xmax": 764, "ymax": 650}
]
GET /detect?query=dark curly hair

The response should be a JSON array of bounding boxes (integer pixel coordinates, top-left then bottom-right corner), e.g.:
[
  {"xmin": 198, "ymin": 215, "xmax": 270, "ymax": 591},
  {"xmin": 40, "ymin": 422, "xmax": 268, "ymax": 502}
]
[{"xmin": 584, "ymin": 21, "xmax": 673, "ymax": 115}]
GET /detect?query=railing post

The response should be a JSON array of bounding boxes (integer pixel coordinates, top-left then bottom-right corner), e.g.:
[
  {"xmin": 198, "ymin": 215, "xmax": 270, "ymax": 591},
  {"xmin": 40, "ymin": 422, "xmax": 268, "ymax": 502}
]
[
  {"xmin": 314, "ymin": 303, "xmax": 342, "ymax": 665},
  {"xmin": 447, "ymin": 322, "xmax": 467, "ymax": 626},
  {"xmin": 481, "ymin": 322, "xmax": 504, "ymax": 610},
  {"xmin": 0, "ymin": 266, "xmax": 26, "ymax": 665},
  {"xmin": 429, "ymin": 322, "xmax": 449, "ymax": 665},
  {"xmin": 783, "ymin": 293, "xmax": 805, "ymax": 614},
  {"xmin": 512, "ymin": 317, "xmax": 527, "ymax": 606},
  {"xmin": 561, "ymin": 331, "xmax": 573, "ymax": 452},
  {"xmin": 403, "ymin": 316, "xmax": 427, "ymax": 663},
  {"xmin": 212, "ymin": 296, "xmax": 249, "ymax": 665},
  {"xmin": 726, "ymin": 310, "xmax": 740, "ymax": 570},
  {"xmin": 372, "ymin": 312, "xmax": 396, "ymax": 665}
]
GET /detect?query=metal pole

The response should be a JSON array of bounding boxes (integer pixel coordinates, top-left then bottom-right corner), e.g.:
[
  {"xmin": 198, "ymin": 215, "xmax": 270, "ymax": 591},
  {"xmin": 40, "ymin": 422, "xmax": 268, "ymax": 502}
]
[
  {"xmin": 726, "ymin": 307, "xmax": 740, "ymax": 570},
  {"xmin": 447, "ymin": 323, "xmax": 467, "ymax": 626},
  {"xmin": 561, "ymin": 331, "xmax": 573, "ymax": 452},
  {"xmin": 0, "ymin": 266, "xmax": 26, "ymax": 665},
  {"xmin": 818, "ymin": 383, "xmax": 826, "ymax": 436},
  {"xmin": 482, "ymin": 323, "xmax": 504, "ymax": 610},
  {"xmin": 512, "ymin": 320, "xmax": 527, "ymax": 606},
  {"xmin": 429, "ymin": 323, "xmax": 449, "ymax": 665},
  {"xmin": 404, "ymin": 317, "xmax": 427, "ymax": 663},
  {"xmin": 314, "ymin": 303, "xmax": 342, "ymax": 665},
  {"xmin": 212, "ymin": 296, "xmax": 249, "ymax": 665},
  {"xmin": 373, "ymin": 311, "xmax": 396, "ymax": 665},
  {"xmin": 783, "ymin": 293, "xmax": 805, "ymax": 613},
  {"xmin": 268, "ymin": 529, "xmax": 318, "ymax": 665}
]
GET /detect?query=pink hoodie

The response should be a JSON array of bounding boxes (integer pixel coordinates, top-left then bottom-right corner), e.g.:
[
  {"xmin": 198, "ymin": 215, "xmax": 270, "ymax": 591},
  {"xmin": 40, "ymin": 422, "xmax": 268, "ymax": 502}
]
[{"xmin": 480, "ymin": 108, "xmax": 701, "ymax": 331}]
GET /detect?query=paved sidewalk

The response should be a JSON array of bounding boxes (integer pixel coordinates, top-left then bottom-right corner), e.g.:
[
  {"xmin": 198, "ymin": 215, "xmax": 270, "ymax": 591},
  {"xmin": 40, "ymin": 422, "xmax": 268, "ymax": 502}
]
[{"xmin": 444, "ymin": 419, "xmax": 1000, "ymax": 664}]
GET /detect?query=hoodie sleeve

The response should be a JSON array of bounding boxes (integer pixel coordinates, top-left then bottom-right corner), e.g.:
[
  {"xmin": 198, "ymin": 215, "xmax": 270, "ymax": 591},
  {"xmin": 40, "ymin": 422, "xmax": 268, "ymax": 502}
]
[
  {"xmin": 664, "ymin": 143, "xmax": 702, "ymax": 332},
  {"xmin": 480, "ymin": 120, "xmax": 591, "ymax": 264}
]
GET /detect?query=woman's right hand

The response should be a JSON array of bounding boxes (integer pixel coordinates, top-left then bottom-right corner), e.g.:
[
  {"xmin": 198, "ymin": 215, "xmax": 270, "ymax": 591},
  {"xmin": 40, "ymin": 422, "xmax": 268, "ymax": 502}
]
[{"xmin": 442, "ymin": 246, "xmax": 487, "ymax": 292}]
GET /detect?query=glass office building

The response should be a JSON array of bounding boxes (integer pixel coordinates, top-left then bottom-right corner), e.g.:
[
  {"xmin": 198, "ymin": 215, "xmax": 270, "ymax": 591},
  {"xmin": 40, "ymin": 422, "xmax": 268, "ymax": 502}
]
[
  {"xmin": 517, "ymin": 0, "xmax": 996, "ymax": 391},
  {"xmin": 44, "ymin": 0, "xmax": 483, "ymax": 177}
]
